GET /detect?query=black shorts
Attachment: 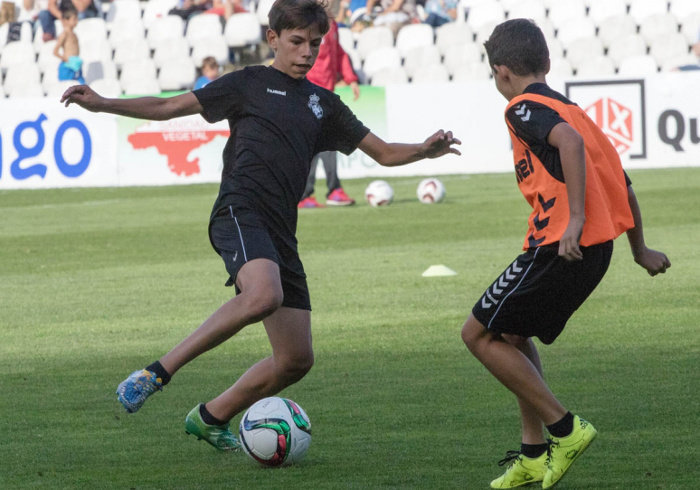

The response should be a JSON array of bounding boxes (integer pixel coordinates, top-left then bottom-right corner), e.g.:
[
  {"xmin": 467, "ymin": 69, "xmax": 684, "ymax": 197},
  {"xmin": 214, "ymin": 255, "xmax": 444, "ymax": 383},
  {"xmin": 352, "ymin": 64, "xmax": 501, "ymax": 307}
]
[
  {"xmin": 208, "ymin": 205, "xmax": 311, "ymax": 310},
  {"xmin": 472, "ymin": 241, "xmax": 613, "ymax": 344}
]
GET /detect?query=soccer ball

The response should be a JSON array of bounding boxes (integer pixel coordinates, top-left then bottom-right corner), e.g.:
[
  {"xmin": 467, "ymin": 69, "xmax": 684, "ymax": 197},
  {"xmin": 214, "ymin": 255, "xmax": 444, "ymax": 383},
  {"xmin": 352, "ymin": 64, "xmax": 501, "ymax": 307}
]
[
  {"xmin": 239, "ymin": 397, "xmax": 312, "ymax": 467},
  {"xmin": 416, "ymin": 178, "xmax": 446, "ymax": 204},
  {"xmin": 364, "ymin": 180, "xmax": 394, "ymax": 207}
]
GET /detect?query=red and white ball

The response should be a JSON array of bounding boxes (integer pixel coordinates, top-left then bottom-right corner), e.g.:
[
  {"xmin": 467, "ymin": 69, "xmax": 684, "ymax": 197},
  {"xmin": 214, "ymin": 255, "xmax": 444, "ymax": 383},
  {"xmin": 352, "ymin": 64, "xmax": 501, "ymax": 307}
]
[
  {"xmin": 416, "ymin": 178, "xmax": 446, "ymax": 204},
  {"xmin": 365, "ymin": 180, "xmax": 394, "ymax": 207}
]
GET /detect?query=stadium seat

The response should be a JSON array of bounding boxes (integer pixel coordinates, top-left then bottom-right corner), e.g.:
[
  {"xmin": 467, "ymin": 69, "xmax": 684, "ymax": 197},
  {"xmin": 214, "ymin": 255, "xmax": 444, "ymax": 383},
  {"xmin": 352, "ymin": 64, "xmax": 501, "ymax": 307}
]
[
  {"xmin": 0, "ymin": 41, "xmax": 35, "ymax": 73},
  {"xmin": 4, "ymin": 81, "xmax": 44, "ymax": 98},
  {"xmin": 158, "ymin": 58, "xmax": 196, "ymax": 91},
  {"xmin": 369, "ymin": 66, "xmax": 409, "ymax": 86},
  {"xmin": 466, "ymin": 1, "xmax": 506, "ymax": 32},
  {"xmin": 670, "ymin": 0, "xmax": 700, "ymax": 18},
  {"xmin": 256, "ymin": 0, "xmax": 276, "ymax": 26},
  {"xmin": 565, "ymin": 36, "xmax": 604, "ymax": 71},
  {"xmin": 548, "ymin": 57, "xmax": 573, "ymax": 78},
  {"xmin": 628, "ymin": 0, "xmax": 669, "ymax": 24},
  {"xmin": 74, "ymin": 17, "xmax": 108, "ymax": 45},
  {"xmin": 574, "ymin": 55, "xmax": 616, "ymax": 78},
  {"xmin": 649, "ymin": 33, "xmax": 690, "ymax": 65},
  {"xmin": 146, "ymin": 15, "xmax": 186, "ymax": 49},
  {"xmin": 402, "ymin": 45, "xmax": 442, "ymax": 79},
  {"xmin": 360, "ymin": 46, "xmax": 402, "ymax": 82},
  {"xmin": 474, "ymin": 20, "xmax": 499, "ymax": 45},
  {"xmin": 44, "ymin": 79, "xmax": 80, "ymax": 98},
  {"xmin": 661, "ymin": 53, "xmax": 699, "ymax": 71},
  {"xmin": 607, "ymin": 34, "xmax": 648, "ymax": 67},
  {"xmin": 639, "ymin": 13, "xmax": 680, "ymax": 44},
  {"xmin": 411, "ymin": 63, "xmax": 450, "ymax": 83},
  {"xmin": 224, "ymin": 13, "xmax": 262, "ymax": 48},
  {"xmin": 680, "ymin": 13, "xmax": 700, "ymax": 43},
  {"xmin": 190, "ymin": 35, "xmax": 230, "ymax": 67},
  {"xmin": 84, "ymin": 59, "xmax": 118, "ymax": 84},
  {"xmin": 450, "ymin": 61, "xmax": 492, "ymax": 81},
  {"xmin": 105, "ymin": 0, "xmax": 142, "ymax": 26},
  {"xmin": 0, "ymin": 84, "xmax": 5, "ymax": 98},
  {"xmin": 142, "ymin": 0, "xmax": 179, "ymax": 30},
  {"xmin": 587, "ymin": 0, "xmax": 628, "ymax": 24},
  {"xmin": 122, "ymin": 77, "xmax": 161, "ymax": 96},
  {"xmin": 547, "ymin": 0, "xmax": 587, "ymax": 30},
  {"xmin": 555, "ymin": 17, "xmax": 596, "ymax": 48},
  {"xmin": 442, "ymin": 42, "xmax": 482, "ymax": 76},
  {"xmin": 506, "ymin": 0, "xmax": 547, "ymax": 25},
  {"xmin": 119, "ymin": 58, "xmax": 157, "ymax": 89},
  {"xmin": 36, "ymin": 40, "xmax": 60, "ymax": 76},
  {"xmin": 108, "ymin": 18, "xmax": 146, "ymax": 49},
  {"xmin": 617, "ymin": 55, "xmax": 659, "ymax": 76},
  {"xmin": 434, "ymin": 22, "xmax": 474, "ymax": 56},
  {"xmin": 597, "ymin": 15, "xmax": 638, "ymax": 49},
  {"xmin": 80, "ymin": 37, "xmax": 112, "ymax": 64},
  {"xmin": 395, "ymin": 23, "xmax": 434, "ymax": 57},
  {"xmin": 113, "ymin": 38, "xmax": 152, "ymax": 68},
  {"xmin": 338, "ymin": 26, "xmax": 355, "ymax": 54},
  {"xmin": 186, "ymin": 13, "xmax": 224, "ymax": 44},
  {"xmin": 356, "ymin": 25, "xmax": 394, "ymax": 61},
  {"xmin": 90, "ymin": 77, "xmax": 123, "ymax": 97},
  {"xmin": 3, "ymin": 62, "xmax": 41, "ymax": 92},
  {"xmin": 0, "ymin": 21, "xmax": 32, "ymax": 50},
  {"xmin": 152, "ymin": 37, "xmax": 191, "ymax": 68}
]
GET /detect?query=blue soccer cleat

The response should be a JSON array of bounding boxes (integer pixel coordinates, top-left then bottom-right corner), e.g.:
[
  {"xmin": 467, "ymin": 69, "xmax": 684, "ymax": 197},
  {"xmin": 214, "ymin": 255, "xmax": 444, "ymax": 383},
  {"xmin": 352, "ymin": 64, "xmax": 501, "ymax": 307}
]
[{"xmin": 116, "ymin": 369, "xmax": 163, "ymax": 413}]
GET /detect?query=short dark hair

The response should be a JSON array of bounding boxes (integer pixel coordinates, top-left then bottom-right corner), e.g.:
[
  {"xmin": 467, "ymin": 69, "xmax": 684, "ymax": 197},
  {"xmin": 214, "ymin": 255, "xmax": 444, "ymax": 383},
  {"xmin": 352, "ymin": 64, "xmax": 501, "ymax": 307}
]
[
  {"xmin": 61, "ymin": 4, "xmax": 78, "ymax": 19},
  {"xmin": 483, "ymin": 19, "xmax": 549, "ymax": 76},
  {"xmin": 268, "ymin": 0, "xmax": 330, "ymax": 36}
]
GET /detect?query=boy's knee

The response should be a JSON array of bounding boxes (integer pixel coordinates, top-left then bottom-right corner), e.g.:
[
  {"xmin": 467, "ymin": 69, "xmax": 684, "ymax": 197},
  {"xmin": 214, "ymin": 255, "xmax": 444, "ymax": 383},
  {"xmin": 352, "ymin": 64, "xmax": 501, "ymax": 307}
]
[
  {"xmin": 461, "ymin": 315, "xmax": 489, "ymax": 352},
  {"xmin": 243, "ymin": 289, "xmax": 284, "ymax": 322},
  {"xmin": 278, "ymin": 353, "xmax": 314, "ymax": 383}
]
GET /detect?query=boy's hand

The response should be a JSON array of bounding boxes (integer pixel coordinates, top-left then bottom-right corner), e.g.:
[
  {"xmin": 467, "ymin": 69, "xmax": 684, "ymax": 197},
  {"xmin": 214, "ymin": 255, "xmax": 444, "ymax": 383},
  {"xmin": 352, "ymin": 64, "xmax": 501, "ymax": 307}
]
[
  {"xmin": 60, "ymin": 84, "xmax": 103, "ymax": 112},
  {"xmin": 558, "ymin": 218, "xmax": 584, "ymax": 261},
  {"xmin": 634, "ymin": 247, "xmax": 671, "ymax": 276},
  {"xmin": 421, "ymin": 130, "xmax": 461, "ymax": 159}
]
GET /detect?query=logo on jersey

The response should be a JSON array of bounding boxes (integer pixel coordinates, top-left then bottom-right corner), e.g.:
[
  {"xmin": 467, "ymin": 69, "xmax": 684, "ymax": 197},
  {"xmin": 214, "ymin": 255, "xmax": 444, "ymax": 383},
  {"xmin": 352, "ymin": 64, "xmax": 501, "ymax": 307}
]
[
  {"xmin": 267, "ymin": 88, "xmax": 286, "ymax": 96},
  {"xmin": 308, "ymin": 93, "xmax": 323, "ymax": 119},
  {"xmin": 515, "ymin": 103, "xmax": 531, "ymax": 122}
]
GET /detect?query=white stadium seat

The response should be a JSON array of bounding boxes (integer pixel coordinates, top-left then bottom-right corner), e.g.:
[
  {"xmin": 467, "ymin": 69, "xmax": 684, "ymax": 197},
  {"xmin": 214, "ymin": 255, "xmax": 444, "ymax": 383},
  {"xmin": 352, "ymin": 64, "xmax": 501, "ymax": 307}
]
[
  {"xmin": 5, "ymin": 81, "xmax": 44, "ymax": 98},
  {"xmin": 466, "ymin": 1, "xmax": 505, "ymax": 32},
  {"xmin": 639, "ymin": 13, "xmax": 680, "ymax": 44},
  {"xmin": 555, "ymin": 17, "xmax": 596, "ymax": 48},
  {"xmin": 402, "ymin": 45, "xmax": 442, "ymax": 79},
  {"xmin": 152, "ymin": 37, "xmax": 191, "ymax": 68},
  {"xmin": 120, "ymin": 58, "xmax": 158, "ymax": 88},
  {"xmin": 411, "ymin": 63, "xmax": 450, "ymax": 83},
  {"xmin": 548, "ymin": 57, "xmax": 573, "ymax": 78},
  {"xmin": 44, "ymin": 79, "xmax": 81, "ymax": 99},
  {"xmin": 506, "ymin": 0, "xmax": 547, "ymax": 25},
  {"xmin": 122, "ymin": 77, "xmax": 161, "ymax": 96},
  {"xmin": 617, "ymin": 55, "xmax": 659, "ymax": 76},
  {"xmin": 575, "ymin": 55, "xmax": 616, "ymax": 78},
  {"xmin": 186, "ymin": 13, "xmax": 223, "ymax": 44},
  {"xmin": 36, "ymin": 40, "xmax": 59, "ymax": 75},
  {"xmin": 90, "ymin": 77, "xmax": 123, "ymax": 97},
  {"xmin": 649, "ymin": 33, "xmax": 690, "ymax": 65},
  {"xmin": 190, "ymin": 36, "xmax": 229, "ymax": 67},
  {"xmin": 450, "ymin": 61, "xmax": 492, "ymax": 81},
  {"xmin": 628, "ymin": 0, "xmax": 669, "ymax": 24},
  {"xmin": 143, "ymin": 0, "xmax": 179, "ymax": 29},
  {"xmin": 435, "ymin": 22, "xmax": 473, "ymax": 56},
  {"xmin": 587, "ymin": 0, "xmax": 628, "ymax": 24},
  {"xmin": 105, "ymin": 0, "xmax": 142, "ymax": 25},
  {"xmin": 395, "ymin": 23, "xmax": 434, "ymax": 57},
  {"xmin": 146, "ymin": 15, "xmax": 186, "ymax": 49},
  {"xmin": 370, "ymin": 66, "xmax": 409, "ymax": 86},
  {"xmin": 256, "ymin": 0, "xmax": 276, "ymax": 26},
  {"xmin": 607, "ymin": 34, "xmax": 648, "ymax": 67},
  {"xmin": 74, "ymin": 17, "xmax": 108, "ymax": 45},
  {"xmin": 565, "ymin": 37, "xmax": 604, "ymax": 71},
  {"xmin": 224, "ymin": 13, "xmax": 262, "ymax": 48},
  {"xmin": 4, "ymin": 62, "xmax": 41, "ymax": 91},
  {"xmin": 113, "ymin": 38, "xmax": 152, "ymax": 68},
  {"xmin": 670, "ymin": 0, "xmax": 700, "ymax": 18},
  {"xmin": 356, "ymin": 25, "xmax": 394, "ymax": 61},
  {"xmin": 338, "ymin": 27, "xmax": 355, "ymax": 54},
  {"xmin": 158, "ymin": 58, "xmax": 196, "ymax": 91},
  {"xmin": 108, "ymin": 18, "xmax": 146, "ymax": 49},
  {"xmin": 597, "ymin": 15, "xmax": 638, "ymax": 49},
  {"xmin": 0, "ymin": 41, "xmax": 35, "ymax": 72},
  {"xmin": 547, "ymin": 0, "xmax": 587, "ymax": 30},
  {"xmin": 442, "ymin": 42, "xmax": 482, "ymax": 76},
  {"xmin": 84, "ymin": 59, "xmax": 118, "ymax": 84},
  {"xmin": 360, "ymin": 46, "xmax": 402, "ymax": 82}
]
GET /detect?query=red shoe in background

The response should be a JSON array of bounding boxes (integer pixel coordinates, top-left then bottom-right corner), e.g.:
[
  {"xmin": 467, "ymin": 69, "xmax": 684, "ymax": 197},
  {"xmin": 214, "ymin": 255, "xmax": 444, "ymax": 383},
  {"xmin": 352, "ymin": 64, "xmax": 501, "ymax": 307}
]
[
  {"xmin": 298, "ymin": 196, "xmax": 324, "ymax": 208},
  {"xmin": 326, "ymin": 188, "xmax": 355, "ymax": 206}
]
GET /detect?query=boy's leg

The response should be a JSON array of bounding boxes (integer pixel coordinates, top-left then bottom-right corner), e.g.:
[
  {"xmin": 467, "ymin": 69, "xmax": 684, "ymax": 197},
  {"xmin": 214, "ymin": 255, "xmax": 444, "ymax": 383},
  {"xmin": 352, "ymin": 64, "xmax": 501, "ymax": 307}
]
[
  {"xmin": 461, "ymin": 314, "xmax": 566, "ymax": 426},
  {"xmin": 159, "ymin": 258, "xmax": 284, "ymax": 376},
  {"xmin": 204, "ymin": 305, "xmax": 312, "ymax": 422}
]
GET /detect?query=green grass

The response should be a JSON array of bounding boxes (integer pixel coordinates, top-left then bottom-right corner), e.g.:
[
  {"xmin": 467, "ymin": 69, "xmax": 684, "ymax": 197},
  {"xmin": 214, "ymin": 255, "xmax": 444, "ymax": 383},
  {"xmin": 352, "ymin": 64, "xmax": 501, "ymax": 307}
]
[{"xmin": 0, "ymin": 168, "xmax": 698, "ymax": 489}]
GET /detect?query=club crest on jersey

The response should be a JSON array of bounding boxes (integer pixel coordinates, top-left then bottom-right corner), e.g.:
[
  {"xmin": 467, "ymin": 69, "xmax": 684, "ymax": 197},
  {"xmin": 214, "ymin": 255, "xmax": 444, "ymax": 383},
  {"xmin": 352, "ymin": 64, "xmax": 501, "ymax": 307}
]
[{"xmin": 308, "ymin": 93, "xmax": 323, "ymax": 119}]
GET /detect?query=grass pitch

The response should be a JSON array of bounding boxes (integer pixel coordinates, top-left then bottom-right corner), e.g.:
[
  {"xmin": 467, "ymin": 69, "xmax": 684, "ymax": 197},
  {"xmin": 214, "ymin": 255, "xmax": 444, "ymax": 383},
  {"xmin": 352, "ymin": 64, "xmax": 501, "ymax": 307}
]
[{"xmin": 0, "ymin": 168, "xmax": 698, "ymax": 489}]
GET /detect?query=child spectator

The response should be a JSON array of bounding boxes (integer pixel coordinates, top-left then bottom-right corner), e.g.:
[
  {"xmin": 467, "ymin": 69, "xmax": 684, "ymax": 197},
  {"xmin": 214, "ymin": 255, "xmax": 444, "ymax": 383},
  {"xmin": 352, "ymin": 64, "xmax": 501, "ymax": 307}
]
[
  {"xmin": 194, "ymin": 56, "xmax": 220, "ymax": 89},
  {"xmin": 54, "ymin": 5, "xmax": 84, "ymax": 83}
]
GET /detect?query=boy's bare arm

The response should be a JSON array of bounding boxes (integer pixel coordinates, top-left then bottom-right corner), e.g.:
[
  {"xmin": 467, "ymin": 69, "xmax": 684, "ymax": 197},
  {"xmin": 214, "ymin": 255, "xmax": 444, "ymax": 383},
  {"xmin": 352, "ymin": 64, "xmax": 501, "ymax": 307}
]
[
  {"xmin": 61, "ymin": 86, "xmax": 204, "ymax": 121},
  {"xmin": 53, "ymin": 32, "xmax": 67, "ymax": 61},
  {"xmin": 357, "ymin": 130, "xmax": 461, "ymax": 167},
  {"xmin": 548, "ymin": 122, "xmax": 586, "ymax": 261},
  {"xmin": 625, "ymin": 185, "xmax": 671, "ymax": 276}
]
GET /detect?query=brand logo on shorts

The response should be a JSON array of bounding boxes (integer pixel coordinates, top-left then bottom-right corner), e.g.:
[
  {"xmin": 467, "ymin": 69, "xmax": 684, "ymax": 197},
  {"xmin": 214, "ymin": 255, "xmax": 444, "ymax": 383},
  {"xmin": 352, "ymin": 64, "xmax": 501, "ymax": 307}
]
[
  {"xmin": 232, "ymin": 250, "xmax": 238, "ymax": 262},
  {"xmin": 308, "ymin": 93, "xmax": 323, "ymax": 119}
]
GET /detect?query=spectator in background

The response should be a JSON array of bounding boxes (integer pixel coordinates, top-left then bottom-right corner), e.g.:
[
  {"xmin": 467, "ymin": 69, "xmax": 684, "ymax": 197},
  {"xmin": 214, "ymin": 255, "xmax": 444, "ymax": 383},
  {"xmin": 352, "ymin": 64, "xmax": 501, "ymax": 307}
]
[
  {"xmin": 194, "ymin": 56, "xmax": 221, "ymax": 89},
  {"xmin": 206, "ymin": 0, "xmax": 249, "ymax": 19},
  {"xmin": 676, "ymin": 28, "xmax": 700, "ymax": 71},
  {"xmin": 54, "ymin": 5, "xmax": 84, "ymax": 83},
  {"xmin": 38, "ymin": 0, "xmax": 98, "ymax": 41},
  {"xmin": 363, "ymin": 0, "xmax": 417, "ymax": 37},
  {"xmin": 299, "ymin": 15, "xmax": 361, "ymax": 208},
  {"xmin": 169, "ymin": 0, "xmax": 210, "ymax": 21},
  {"xmin": 423, "ymin": 0, "xmax": 458, "ymax": 27}
]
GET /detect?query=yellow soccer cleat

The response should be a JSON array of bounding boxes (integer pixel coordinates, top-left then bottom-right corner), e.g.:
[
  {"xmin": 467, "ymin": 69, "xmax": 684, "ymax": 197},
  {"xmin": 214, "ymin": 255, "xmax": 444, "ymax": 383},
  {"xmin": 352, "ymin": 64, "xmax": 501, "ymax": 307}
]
[
  {"xmin": 490, "ymin": 450, "xmax": 548, "ymax": 488},
  {"xmin": 542, "ymin": 415, "xmax": 598, "ymax": 489}
]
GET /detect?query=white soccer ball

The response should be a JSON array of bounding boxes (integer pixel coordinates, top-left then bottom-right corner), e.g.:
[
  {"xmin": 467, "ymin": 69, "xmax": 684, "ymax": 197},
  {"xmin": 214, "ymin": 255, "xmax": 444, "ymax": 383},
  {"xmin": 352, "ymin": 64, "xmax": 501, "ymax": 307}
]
[
  {"xmin": 239, "ymin": 396, "xmax": 312, "ymax": 467},
  {"xmin": 364, "ymin": 180, "xmax": 394, "ymax": 207},
  {"xmin": 416, "ymin": 178, "xmax": 446, "ymax": 204}
]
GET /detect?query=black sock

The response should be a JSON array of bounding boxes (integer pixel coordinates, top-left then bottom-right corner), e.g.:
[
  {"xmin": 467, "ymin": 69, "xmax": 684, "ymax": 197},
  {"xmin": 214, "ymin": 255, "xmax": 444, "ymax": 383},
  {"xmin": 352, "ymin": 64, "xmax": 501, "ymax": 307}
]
[
  {"xmin": 145, "ymin": 361, "xmax": 171, "ymax": 386},
  {"xmin": 521, "ymin": 443, "xmax": 548, "ymax": 458},
  {"xmin": 199, "ymin": 403, "xmax": 227, "ymax": 426},
  {"xmin": 546, "ymin": 412, "xmax": 574, "ymax": 438}
]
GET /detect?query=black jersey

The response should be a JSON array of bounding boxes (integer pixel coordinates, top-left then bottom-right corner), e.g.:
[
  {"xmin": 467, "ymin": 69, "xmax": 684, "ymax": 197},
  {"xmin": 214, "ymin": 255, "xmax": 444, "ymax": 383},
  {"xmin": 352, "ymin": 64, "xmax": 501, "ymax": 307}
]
[{"xmin": 193, "ymin": 65, "xmax": 369, "ymax": 236}]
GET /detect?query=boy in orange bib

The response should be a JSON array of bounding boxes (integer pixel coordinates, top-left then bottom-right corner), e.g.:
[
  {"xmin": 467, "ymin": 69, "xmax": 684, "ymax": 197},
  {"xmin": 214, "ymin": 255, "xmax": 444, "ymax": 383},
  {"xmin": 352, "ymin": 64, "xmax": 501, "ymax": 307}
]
[{"xmin": 461, "ymin": 19, "xmax": 671, "ymax": 489}]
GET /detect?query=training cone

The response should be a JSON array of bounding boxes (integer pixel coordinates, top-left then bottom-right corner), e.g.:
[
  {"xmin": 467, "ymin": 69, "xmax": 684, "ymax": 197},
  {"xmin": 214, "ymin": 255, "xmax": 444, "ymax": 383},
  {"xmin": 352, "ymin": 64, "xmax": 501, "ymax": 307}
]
[{"xmin": 422, "ymin": 265, "xmax": 457, "ymax": 277}]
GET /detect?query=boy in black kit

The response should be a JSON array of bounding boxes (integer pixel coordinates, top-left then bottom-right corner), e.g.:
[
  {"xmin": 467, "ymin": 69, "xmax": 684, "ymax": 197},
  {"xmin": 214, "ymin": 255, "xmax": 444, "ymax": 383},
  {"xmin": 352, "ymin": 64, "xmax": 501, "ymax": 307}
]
[
  {"xmin": 461, "ymin": 19, "xmax": 670, "ymax": 489},
  {"xmin": 62, "ymin": 0, "xmax": 460, "ymax": 451}
]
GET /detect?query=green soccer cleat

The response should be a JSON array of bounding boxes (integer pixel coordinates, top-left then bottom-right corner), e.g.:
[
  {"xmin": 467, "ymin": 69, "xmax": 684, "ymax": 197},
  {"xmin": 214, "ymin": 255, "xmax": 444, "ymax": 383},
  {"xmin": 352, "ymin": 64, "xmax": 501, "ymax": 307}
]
[
  {"xmin": 542, "ymin": 415, "xmax": 598, "ymax": 489},
  {"xmin": 489, "ymin": 450, "xmax": 548, "ymax": 488},
  {"xmin": 185, "ymin": 404, "xmax": 241, "ymax": 452}
]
